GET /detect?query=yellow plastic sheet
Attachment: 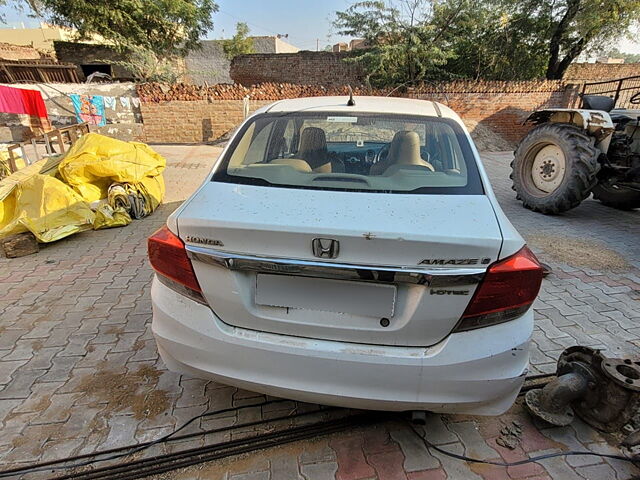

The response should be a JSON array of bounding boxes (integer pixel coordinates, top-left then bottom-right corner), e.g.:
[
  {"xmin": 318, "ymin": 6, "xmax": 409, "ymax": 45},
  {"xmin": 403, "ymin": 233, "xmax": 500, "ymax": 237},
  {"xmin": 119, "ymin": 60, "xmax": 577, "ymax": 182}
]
[
  {"xmin": 93, "ymin": 204, "xmax": 132, "ymax": 230},
  {"xmin": 0, "ymin": 174, "xmax": 95, "ymax": 242},
  {"xmin": 0, "ymin": 133, "xmax": 165, "ymax": 243},
  {"xmin": 59, "ymin": 133, "xmax": 165, "ymax": 204}
]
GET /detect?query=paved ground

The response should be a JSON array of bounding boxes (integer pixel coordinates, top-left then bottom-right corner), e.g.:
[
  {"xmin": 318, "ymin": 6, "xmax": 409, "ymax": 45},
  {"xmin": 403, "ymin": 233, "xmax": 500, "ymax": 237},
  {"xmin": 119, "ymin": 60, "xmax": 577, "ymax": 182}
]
[{"xmin": 0, "ymin": 146, "xmax": 639, "ymax": 479}]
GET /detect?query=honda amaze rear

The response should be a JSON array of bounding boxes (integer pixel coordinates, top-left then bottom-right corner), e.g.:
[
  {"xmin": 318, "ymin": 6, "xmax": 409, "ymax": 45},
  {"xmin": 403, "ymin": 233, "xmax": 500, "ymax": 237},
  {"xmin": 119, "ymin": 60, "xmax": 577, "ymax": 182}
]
[{"xmin": 149, "ymin": 96, "xmax": 543, "ymax": 414}]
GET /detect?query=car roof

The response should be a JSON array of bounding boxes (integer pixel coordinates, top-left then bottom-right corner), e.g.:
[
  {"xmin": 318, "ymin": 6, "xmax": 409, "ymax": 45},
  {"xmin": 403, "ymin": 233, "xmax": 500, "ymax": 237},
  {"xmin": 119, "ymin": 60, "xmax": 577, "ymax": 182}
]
[{"xmin": 261, "ymin": 96, "xmax": 458, "ymax": 119}]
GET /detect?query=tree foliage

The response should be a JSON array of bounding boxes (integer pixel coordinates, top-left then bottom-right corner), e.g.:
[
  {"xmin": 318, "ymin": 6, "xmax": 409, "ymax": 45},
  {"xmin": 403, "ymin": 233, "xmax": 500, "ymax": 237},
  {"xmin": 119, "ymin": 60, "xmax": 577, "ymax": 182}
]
[
  {"xmin": 334, "ymin": 0, "xmax": 640, "ymax": 85},
  {"xmin": 221, "ymin": 22, "xmax": 254, "ymax": 60},
  {"xmin": 333, "ymin": 0, "xmax": 451, "ymax": 87},
  {"xmin": 28, "ymin": 0, "xmax": 217, "ymax": 56}
]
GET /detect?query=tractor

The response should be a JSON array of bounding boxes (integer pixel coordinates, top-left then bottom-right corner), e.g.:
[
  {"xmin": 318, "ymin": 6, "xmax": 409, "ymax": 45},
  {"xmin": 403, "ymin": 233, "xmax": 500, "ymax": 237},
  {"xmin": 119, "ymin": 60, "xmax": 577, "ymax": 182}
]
[{"xmin": 511, "ymin": 76, "xmax": 640, "ymax": 214}]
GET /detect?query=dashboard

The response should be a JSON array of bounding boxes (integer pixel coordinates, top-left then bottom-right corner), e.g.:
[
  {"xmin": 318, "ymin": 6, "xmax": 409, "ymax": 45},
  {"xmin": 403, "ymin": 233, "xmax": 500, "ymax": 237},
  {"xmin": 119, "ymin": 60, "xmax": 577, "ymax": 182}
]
[{"xmin": 327, "ymin": 141, "xmax": 386, "ymax": 175}]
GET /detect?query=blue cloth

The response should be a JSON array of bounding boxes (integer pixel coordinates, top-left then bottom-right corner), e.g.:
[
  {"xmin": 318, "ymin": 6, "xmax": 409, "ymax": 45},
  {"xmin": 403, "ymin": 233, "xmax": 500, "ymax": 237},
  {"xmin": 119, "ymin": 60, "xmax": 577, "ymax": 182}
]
[{"xmin": 70, "ymin": 94, "xmax": 106, "ymax": 127}]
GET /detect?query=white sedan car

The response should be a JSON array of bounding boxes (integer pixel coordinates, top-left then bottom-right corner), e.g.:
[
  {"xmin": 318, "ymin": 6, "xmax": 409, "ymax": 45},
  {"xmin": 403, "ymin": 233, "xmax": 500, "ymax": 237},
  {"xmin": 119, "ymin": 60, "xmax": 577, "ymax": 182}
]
[{"xmin": 148, "ymin": 96, "xmax": 543, "ymax": 415}]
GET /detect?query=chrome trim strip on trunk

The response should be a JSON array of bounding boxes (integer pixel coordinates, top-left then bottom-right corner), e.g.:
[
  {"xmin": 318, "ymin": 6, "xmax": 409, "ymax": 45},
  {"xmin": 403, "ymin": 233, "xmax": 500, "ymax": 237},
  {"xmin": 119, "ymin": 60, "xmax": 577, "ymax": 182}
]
[{"xmin": 186, "ymin": 245, "xmax": 485, "ymax": 287}]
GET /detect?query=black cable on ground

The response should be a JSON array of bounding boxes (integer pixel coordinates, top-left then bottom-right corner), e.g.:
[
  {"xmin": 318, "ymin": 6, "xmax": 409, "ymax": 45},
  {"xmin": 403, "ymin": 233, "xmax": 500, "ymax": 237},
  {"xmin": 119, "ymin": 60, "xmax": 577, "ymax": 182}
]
[
  {"xmin": 0, "ymin": 398, "xmax": 299, "ymax": 478},
  {"xmin": 409, "ymin": 423, "xmax": 639, "ymax": 466}
]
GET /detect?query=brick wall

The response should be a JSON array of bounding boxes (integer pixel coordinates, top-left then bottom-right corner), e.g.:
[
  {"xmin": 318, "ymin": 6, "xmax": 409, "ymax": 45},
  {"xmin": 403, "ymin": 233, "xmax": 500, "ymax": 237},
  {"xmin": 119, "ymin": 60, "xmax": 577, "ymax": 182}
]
[
  {"xmin": 139, "ymin": 99, "xmax": 271, "ymax": 143},
  {"xmin": 409, "ymin": 81, "xmax": 578, "ymax": 142},
  {"xmin": 138, "ymin": 80, "xmax": 577, "ymax": 144},
  {"xmin": 565, "ymin": 62, "xmax": 640, "ymax": 81},
  {"xmin": 230, "ymin": 52, "xmax": 365, "ymax": 86},
  {"xmin": 0, "ymin": 42, "xmax": 43, "ymax": 61},
  {"xmin": 184, "ymin": 41, "xmax": 232, "ymax": 85}
]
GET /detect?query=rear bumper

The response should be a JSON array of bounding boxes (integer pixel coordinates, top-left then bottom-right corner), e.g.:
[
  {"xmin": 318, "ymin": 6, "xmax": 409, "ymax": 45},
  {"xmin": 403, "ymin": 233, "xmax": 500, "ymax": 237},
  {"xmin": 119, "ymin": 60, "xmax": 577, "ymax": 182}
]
[{"xmin": 151, "ymin": 277, "xmax": 531, "ymax": 415}]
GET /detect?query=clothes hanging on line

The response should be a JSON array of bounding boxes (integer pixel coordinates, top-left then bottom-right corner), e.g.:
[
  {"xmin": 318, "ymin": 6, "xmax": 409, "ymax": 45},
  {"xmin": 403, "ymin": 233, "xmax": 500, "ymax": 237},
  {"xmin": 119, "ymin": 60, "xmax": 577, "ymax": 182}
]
[
  {"xmin": 104, "ymin": 96, "xmax": 117, "ymax": 110},
  {"xmin": 0, "ymin": 85, "xmax": 48, "ymax": 118},
  {"xmin": 70, "ymin": 94, "xmax": 106, "ymax": 127}
]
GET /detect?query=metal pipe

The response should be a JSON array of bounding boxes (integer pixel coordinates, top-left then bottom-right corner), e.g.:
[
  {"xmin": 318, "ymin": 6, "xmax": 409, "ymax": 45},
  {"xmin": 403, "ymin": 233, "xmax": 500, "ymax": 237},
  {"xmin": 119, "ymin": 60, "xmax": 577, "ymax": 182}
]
[
  {"xmin": 525, "ymin": 371, "xmax": 590, "ymax": 426},
  {"xmin": 540, "ymin": 372, "xmax": 590, "ymax": 412}
]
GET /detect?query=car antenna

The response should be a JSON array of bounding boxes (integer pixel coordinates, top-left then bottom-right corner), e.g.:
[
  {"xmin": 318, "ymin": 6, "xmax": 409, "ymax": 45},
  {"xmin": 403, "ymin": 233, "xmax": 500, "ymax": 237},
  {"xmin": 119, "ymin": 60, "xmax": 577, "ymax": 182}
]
[{"xmin": 347, "ymin": 85, "xmax": 356, "ymax": 106}]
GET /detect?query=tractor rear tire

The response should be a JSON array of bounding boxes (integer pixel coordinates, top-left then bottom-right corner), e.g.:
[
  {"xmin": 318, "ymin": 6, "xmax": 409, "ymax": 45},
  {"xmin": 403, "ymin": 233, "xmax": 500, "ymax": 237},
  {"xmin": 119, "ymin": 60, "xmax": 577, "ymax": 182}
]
[
  {"xmin": 592, "ymin": 183, "xmax": 640, "ymax": 210},
  {"xmin": 511, "ymin": 123, "xmax": 600, "ymax": 214}
]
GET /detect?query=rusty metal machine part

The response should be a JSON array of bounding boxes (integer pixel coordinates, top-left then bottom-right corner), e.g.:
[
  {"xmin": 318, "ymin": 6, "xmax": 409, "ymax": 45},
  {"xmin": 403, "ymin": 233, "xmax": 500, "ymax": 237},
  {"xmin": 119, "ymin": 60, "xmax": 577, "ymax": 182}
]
[{"xmin": 525, "ymin": 346, "xmax": 640, "ymax": 432}]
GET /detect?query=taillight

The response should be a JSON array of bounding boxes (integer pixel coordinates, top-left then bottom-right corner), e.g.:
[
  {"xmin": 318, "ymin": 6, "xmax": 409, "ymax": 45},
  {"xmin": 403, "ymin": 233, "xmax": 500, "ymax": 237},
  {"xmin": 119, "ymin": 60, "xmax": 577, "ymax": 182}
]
[
  {"xmin": 454, "ymin": 246, "xmax": 543, "ymax": 332},
  {"xmin": 148, "ymin": 226, "xmax": 206, "ymax": 304}
]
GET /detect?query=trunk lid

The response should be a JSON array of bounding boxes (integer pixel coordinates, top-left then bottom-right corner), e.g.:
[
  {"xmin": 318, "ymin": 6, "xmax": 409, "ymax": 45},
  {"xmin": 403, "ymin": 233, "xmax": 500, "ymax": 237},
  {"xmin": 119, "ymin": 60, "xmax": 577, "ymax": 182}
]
[{"xmin": 178, "ymin": 181, "xmax": 503, "ymax": 347}]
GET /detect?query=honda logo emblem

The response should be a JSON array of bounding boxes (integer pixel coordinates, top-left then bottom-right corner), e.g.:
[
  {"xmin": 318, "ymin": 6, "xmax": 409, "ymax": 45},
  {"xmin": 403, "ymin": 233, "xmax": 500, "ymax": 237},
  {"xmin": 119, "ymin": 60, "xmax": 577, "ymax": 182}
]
[{"xmin": 312, "ymin": 238, "xmax": 339, "ymax": 259}]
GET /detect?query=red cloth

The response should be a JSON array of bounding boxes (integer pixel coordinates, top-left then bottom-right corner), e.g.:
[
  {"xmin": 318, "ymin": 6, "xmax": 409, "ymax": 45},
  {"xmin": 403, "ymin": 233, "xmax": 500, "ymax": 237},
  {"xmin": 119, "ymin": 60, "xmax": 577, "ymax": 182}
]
[
  {"xmin": 20, "ymin": 89, "xmax": 48, "ymax": 118},
  {"xmin": 0, "ymin": 85, "xmax": 48, "ymax": 118},
  {"xmin": 0, "ymin": 85, "xmax": 27, "ymax": 115}
]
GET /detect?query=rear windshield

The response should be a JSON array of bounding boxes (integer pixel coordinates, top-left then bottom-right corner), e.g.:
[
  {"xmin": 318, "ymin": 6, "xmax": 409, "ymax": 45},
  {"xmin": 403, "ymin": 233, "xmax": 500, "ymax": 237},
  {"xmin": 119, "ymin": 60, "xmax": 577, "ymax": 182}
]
[{"xmin": 212, "ymin": 112, "xmax": 484, "ymax": 194}]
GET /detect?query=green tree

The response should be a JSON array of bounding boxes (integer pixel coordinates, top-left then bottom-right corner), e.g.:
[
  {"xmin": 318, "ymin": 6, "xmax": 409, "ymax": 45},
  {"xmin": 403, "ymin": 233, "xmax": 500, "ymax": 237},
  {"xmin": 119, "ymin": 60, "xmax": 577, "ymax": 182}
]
[
  {"xmin": 333, "ymin": 0, "xmax": 451, "ymax": 87},
  {"xmin": 221, "ymin": 22, "xmax": 255, "ymax": 60},
  {"xmin": 335, "ymin": 0, "xmax": 640, "ymax": 84},
  {"xmin": 27, "ymin": 0, "xmax": 217, "ymax": 56},
  {"xmin": 431, "ymin": 0, "xmax": 549, "ymax": 80},
  {"xmin": 515, "ymin": 0, "xmax": 640, "ymax": 79}
]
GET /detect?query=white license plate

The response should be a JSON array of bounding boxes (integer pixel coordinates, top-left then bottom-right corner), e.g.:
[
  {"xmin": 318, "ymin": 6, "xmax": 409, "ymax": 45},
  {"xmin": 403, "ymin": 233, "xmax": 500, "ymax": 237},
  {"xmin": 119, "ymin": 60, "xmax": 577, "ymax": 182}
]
[{"xmin": 255, "ymin": 274, "xmax": 396, "ymax": 317}]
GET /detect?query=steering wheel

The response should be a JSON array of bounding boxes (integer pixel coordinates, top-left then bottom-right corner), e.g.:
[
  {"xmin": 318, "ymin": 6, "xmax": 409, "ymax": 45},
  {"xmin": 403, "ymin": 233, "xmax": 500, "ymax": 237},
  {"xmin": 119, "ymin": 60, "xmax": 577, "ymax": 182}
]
[
  {"xmin": 630, "ymin": 92, "xmax": 640, "ymax": 105},
  {"xmin": 374, "ymin": 142, "xmax": 392, "ymax": 164}
]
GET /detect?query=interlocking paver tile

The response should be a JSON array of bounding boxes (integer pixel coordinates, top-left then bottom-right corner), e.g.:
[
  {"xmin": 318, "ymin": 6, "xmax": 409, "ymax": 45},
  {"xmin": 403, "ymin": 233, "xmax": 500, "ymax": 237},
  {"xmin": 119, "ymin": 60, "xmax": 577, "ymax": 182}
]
[{"xmin": 0, "ymin": 148, "xmax": 638, "ymax": 478}]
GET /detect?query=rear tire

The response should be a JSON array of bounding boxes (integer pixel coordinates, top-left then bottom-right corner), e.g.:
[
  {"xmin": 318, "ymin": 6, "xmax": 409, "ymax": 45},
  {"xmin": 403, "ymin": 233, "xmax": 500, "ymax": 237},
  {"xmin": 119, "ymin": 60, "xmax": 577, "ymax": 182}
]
[
  {"xmin": 592, "ymin": 183, "xmax": 640, "ymax": 210},
  {"xmin": 511, "ymin": 123, "xmax": 600, "ymax": 214}
]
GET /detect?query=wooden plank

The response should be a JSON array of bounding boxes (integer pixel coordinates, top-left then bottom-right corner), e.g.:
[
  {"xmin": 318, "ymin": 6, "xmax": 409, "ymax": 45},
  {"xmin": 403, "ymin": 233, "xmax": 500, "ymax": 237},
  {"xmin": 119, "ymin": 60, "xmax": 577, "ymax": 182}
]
[
  {"xmin": 30, "ymin": 138, "xmax": 41, "ymax": 162},
  {"xmin": 0, "ymin": 63, "xmax": 15, "ymax": 83},
  {"xmin": 1, "ymin": 232, "xmax": 39, "ymax": 258},
  {"xmin": 7, "ymin": 145, "xmax": 20, "ymax": 173}
]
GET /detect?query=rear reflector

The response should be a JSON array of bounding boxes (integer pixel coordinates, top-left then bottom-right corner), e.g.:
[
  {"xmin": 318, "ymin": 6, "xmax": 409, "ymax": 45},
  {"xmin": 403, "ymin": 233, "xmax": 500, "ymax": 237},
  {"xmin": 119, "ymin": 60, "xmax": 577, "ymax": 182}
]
[
  {"xmin": 455, "ymin": 246, "xmax": 543, "ymax": 332},
  {"xmin": 148, "ymin": 226, "xmax": 206, "ymax": 304}
]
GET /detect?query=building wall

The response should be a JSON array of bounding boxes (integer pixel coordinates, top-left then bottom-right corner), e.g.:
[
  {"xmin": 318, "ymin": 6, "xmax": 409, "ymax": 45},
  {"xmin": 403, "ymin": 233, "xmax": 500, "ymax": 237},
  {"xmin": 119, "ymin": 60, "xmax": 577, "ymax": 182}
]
[
  {"xmin": 139, "ymin": 99, "xmax": 271, "ymax": 143},
  {"xmin": 0, "ymin": 26, "xmax": 71, "ymax": 52},
  {"xmin": 184, "ymin": 37, "xmax": 300, "ymax": 86},
  {"xmin": 409, "ymin": 81, "xmax": 578, "ymax": 143},
  {"xmin": 0, "ymin": 42, "xmax": 43, "ymax": 60},
  {"xmin": 137, "ymin": 80, "xmax": 576, "ymax": 144},
  {"xmin": 230, "ymin": 51, "xmax": 365, "ymax": 86},
  {"xmin": 0, "ymin": 82, "xmax": 143, "ymax": 142},
  {"xmin": 54, "ymin": 41, "xmax": 134, "ymax": 80},
  {"xmin": 274, "ymin": 37, "xmax": 299, "ymax": 53},
  {"xmin": 184, "ymin": 41, "xmax": 232, "ymax": 85},
  {"xmin": 564, "ymin": 62, "xmax": 640, "ymax": 81}
]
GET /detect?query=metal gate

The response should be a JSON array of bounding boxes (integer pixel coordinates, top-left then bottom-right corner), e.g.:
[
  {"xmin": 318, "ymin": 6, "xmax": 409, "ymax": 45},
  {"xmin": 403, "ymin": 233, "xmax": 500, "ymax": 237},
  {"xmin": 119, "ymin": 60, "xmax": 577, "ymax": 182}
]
[{"xmin": 581, "ymin": 75, "xmax": 640, "ymax": 109}]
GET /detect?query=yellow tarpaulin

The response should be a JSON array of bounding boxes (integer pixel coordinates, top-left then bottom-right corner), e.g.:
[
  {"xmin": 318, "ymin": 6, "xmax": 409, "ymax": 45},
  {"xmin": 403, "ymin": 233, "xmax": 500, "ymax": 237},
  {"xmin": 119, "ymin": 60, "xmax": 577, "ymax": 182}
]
[
  {"xmin": 0, "ymin": 174, "xmax": 95, "ymax": 242},
  {"xmin": 0, "ymin": 133, "xmax": 165, "ymax": 243},
  {"xmin": 58, "ymin": 133, "xmax": 165, "ymax": 204}
]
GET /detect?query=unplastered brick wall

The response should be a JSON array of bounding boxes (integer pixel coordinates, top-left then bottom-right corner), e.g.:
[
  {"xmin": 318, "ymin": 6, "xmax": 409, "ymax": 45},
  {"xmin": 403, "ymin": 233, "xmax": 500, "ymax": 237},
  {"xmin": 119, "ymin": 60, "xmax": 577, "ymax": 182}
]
[
  {"xmin": 139, "ymin": 99, "xmax": 271, "ymax": 143},
  {"xmin": 409, "ymin": 80, "xmax": 579, "ymax": 142},
  {"xmin": 230, "ymin": 51, "xmax": 365, "ymax": 86},
  {"xmin": 0, "ymin": 42, "xmax": 44, "ymax": 61},
  {"xmin": 138, "ymin": 80, "xmax": 578, "ymax": 144},
  {"xmin": 565, "ymin": 63, "xmax": 640, "ymax": 81}
]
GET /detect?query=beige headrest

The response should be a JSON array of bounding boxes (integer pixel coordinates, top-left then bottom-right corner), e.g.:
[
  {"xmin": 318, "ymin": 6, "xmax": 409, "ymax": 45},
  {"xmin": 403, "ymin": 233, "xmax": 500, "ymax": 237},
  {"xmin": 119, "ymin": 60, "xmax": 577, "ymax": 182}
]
[
  {"xmin": 390, "ymin": 130, "xmax": 422, "ymax": 165},
  {"xmin": 298, "ymin": 127, "xmax": 328, "ymax": 169}
]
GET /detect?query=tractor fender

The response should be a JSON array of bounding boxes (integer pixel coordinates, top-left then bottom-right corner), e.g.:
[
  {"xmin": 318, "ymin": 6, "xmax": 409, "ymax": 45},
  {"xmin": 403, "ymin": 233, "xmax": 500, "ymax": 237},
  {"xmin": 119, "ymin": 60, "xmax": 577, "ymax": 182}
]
[{"xmin": 525, "ymin": 109, "xmax": 615, "ymax": 152}]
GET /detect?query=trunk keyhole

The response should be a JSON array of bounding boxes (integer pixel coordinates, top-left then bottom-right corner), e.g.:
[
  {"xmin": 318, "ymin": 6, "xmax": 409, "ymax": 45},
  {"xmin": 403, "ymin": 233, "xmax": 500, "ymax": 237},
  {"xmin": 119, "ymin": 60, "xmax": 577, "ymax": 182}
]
[{"xmin": 380, "ymin": 318, "xmax": 390, "ymax": 327}]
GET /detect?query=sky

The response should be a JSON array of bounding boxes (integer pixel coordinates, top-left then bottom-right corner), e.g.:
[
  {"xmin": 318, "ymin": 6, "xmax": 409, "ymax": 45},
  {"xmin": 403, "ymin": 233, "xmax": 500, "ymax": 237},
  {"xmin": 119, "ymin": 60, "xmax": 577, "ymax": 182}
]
[
  {"xmin": 0, "ymin": 0, "xmax": 639, "ymax": 55},
  {"xmin": 0, "ymin": 0, "xmax": 353, "ymax": 51}
]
